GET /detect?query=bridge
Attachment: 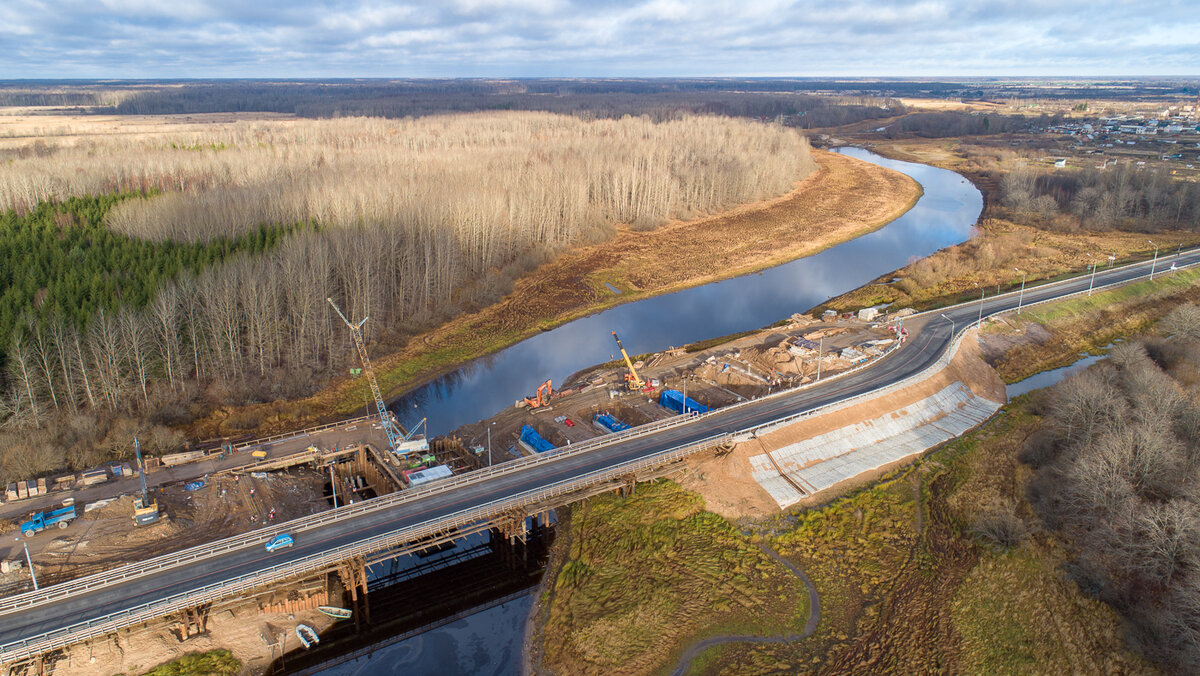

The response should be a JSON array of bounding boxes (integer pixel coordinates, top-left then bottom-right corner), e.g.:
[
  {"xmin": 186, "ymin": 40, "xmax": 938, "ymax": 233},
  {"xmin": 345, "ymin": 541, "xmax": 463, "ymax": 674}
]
[{"xmin": 1, "ymin": 248, "xmax": 1197, "ymax": 666}]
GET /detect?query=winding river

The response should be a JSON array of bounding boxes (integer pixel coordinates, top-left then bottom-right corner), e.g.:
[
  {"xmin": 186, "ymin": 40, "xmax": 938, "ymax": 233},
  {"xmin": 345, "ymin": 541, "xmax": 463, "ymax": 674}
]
[{"xmin": 391, "ymin": 147, "xmax": 983, "ymax": 436}]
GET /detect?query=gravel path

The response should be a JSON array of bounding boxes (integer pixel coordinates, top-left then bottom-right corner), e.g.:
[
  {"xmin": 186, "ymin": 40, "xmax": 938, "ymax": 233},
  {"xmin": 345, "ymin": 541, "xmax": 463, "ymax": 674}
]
[{"xmin": 670, "ymin": 542, "xmax": 820, "ymax": 676}]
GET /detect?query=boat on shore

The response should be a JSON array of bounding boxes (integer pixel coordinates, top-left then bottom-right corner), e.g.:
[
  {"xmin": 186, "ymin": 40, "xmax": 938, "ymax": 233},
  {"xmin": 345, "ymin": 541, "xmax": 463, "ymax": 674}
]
[
  {"xmin": 317, "ymin": 606, "xmax": 353, "ymax": 619},
  {"xmin": 296, "ymin": 623, "xmax": 320, "ymax": 649}
]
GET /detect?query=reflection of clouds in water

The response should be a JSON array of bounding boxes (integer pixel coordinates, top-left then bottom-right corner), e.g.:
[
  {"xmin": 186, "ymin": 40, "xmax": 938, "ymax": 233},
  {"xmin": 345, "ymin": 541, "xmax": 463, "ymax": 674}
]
[{"xmin": 394, "ymin": 148, "xmax": 983, "ymax": 435}]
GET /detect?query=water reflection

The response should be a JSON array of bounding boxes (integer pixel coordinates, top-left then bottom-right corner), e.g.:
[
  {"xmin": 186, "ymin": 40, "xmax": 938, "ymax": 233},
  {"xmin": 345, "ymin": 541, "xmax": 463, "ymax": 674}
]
[
  {"xmin": 333, "ymin": 595, "xmax": 532, "ymax": 676},
  {"xmin": 392, "ymin": 148, "xmax": 983, "ymax": 435}
]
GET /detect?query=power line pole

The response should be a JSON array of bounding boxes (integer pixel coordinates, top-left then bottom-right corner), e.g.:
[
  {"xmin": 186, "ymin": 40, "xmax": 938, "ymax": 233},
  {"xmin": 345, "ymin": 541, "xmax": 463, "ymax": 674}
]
[{"xmin": 1014, "ymin": 268, "xmax": 1026, "ymax": 314}]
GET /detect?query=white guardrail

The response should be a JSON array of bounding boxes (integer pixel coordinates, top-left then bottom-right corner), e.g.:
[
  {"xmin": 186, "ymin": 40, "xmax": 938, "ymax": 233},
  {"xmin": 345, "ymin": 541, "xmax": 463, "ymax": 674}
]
[
  {"xmin": 0, "ymin": 410, "xmax": 704, "ymax": 615},
  {"xmin": 0, "ymin": 434, "xmax": 731, "ymax": 663},
  {"xmin": 4, "ymin": 246, "xmax": 1198, "ymax": 661}
]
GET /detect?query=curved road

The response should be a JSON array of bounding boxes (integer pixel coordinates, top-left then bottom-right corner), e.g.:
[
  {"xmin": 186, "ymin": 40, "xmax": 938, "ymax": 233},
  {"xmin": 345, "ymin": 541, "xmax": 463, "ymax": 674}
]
[{"xmin": 1, "ymin": 248, "xmax": 1196, "ymax": 659}]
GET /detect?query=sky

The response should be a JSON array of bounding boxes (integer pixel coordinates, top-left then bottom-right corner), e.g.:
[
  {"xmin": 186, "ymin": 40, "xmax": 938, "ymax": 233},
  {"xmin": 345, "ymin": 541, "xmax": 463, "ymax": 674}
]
[{"xmin": 2, "ymin": 0, "xmax": 1198, "ymax": 79}]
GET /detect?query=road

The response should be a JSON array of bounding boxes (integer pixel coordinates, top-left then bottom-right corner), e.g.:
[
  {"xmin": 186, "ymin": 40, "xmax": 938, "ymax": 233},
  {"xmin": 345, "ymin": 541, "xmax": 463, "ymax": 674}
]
[{"xmin": 1, "ymin": 249, "xmax": 1196, "ymax": 658}]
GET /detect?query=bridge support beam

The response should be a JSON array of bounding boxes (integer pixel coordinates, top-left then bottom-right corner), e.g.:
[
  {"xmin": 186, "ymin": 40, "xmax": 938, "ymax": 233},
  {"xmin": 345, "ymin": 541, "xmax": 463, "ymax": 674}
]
[
  {"xmin": 337, "ymin": 557, "xmax": 371, "ymax": 630},
  {"xmin": 171, "ymin": 603, "xmax": 211, "ymax": 641}
]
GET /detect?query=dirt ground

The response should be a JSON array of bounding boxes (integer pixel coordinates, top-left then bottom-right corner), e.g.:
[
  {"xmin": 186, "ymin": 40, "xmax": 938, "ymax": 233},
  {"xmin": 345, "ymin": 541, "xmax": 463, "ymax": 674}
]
[
  {"xmin": 188, "ymin": 149, "xmax": 923, "ymax": 438},
  {"xmin": 0, "ymin": 472, "xmax": 328, "ymax": 590},
  {"xmin": 679, "ymin": 328, "xmax": 1006, "ymax": 520},
  {"xmin": 38, "ymin": 598, "xmax": 338, "ymax": 676},
  {"xmin": 448, "ymin": 317, "xmax": 894, "ymax": 463}
]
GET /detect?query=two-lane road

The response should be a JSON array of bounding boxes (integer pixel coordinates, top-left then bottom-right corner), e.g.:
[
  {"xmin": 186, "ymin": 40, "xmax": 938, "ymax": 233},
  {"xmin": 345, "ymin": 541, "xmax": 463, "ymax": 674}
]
[{"xmin": 2, "ymin": 248, "xmax": 1197, "ymax": 659}]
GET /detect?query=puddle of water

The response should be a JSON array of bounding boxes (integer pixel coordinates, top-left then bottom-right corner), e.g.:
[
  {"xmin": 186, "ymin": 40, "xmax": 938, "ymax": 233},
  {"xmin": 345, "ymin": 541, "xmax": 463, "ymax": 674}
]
[
  {"xmin": 604, "ymin": 282, "xmax": 622, "ymax": 294},
  {"xmin": 393, "ymin": 147, "xmax": 984, "ymax": 435}
]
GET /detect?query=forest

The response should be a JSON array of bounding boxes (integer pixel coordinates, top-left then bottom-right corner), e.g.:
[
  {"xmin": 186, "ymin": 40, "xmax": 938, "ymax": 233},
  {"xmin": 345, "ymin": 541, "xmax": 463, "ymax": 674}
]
[
  {"xmin": 1002, "ymin": 162, "xmax": 1200, "ymax": 231},
  {"xmin": 1025, "ymin": 306, "xmax": 1200, "ymax": 671},
  {"xmin": 0, "ymin": 112, "xmax": 815, "ymax": 483}
]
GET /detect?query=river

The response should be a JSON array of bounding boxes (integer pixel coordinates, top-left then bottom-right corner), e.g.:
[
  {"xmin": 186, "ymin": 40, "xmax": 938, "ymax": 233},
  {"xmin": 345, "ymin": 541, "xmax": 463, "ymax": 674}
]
[{"xmin": 391, "ymin": 147, "xmax": 984, "ymax": 437}]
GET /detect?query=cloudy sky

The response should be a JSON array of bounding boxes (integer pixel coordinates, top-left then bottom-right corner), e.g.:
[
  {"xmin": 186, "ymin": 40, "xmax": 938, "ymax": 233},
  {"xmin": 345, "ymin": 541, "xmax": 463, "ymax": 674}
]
[{"xmin": 3, "ymin": 0, "xmax": 1198, "ymax": 78}]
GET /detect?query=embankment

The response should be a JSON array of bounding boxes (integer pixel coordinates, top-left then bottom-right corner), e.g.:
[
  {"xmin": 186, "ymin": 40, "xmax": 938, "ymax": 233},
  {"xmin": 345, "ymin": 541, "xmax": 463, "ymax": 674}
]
[{"xmin": 679, "ymin": 328, "xmax": 1006, "ymax": 519}]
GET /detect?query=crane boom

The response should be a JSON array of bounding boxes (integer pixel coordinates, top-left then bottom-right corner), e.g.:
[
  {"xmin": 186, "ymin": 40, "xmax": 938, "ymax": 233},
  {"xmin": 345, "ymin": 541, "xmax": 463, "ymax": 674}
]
[
  {"xmin": 611, "ymin": 331, "xmax": 644, "ymax": 389},
  {"xmin": 327, "ymin": 298, "xmax": 405, "ymax": 453}
]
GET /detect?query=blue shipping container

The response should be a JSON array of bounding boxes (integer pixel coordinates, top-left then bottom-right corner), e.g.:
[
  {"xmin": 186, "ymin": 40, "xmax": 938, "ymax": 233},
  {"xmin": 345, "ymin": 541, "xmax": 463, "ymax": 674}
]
[
  {"xmin": 519, "ymin": 425, "xmax": 556, "ymax": 453},
  {"xmin": 658, "ymin": 389, "xmax": 710, "ymax": 414}
]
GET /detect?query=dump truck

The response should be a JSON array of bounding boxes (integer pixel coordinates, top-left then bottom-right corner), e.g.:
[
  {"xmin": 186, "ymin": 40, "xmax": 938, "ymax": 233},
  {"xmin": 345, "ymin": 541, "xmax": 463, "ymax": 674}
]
[{"xmin": 21, "ymin": 506, "xmax": 77, "ymax": 537}]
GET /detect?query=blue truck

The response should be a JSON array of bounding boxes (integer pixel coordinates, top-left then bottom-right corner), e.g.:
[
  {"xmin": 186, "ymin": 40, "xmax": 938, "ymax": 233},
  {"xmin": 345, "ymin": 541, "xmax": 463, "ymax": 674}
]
[{"xmin": 21, "ymin": 506, "xmax": 77, "ymax": 537}]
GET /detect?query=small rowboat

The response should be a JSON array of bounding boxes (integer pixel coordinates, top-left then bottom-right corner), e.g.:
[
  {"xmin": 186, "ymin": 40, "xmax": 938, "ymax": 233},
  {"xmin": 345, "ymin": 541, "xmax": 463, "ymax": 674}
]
[
  {"xmin": 296, "ymin": 623, "xmax": 319, "ymax": 649},
  {"xmin": 317, "ymin": 606, "xmax": 353, "ymax": 620}
]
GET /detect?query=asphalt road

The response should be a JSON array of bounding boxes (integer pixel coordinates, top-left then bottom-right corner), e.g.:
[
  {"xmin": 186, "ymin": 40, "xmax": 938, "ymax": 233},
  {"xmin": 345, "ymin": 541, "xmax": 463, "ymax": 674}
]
[{"xmin": 2, "ymin": 249, "xmax": 1196, "ymax": 654}]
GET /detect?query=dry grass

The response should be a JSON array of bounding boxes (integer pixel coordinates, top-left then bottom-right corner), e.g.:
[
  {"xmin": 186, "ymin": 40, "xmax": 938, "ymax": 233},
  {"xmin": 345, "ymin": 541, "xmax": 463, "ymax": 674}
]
[
  {"xmin": 823, "ymin": 217, "xmax": 1200, "ymax": 316},
  {"xmin": 539, "ymin": 480, "xmax": 810, "ymax": 676},
  {"xmin": 692, "ymin": 399, "xmax": 1151, "ymax": 675}
]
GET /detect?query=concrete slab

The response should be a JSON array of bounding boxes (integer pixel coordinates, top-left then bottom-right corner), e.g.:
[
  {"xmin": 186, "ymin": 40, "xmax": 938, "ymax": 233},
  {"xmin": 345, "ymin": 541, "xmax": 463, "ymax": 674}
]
[{"xmin": 749, "ymin": 381, "xmax": 1000, "ymax": 508}]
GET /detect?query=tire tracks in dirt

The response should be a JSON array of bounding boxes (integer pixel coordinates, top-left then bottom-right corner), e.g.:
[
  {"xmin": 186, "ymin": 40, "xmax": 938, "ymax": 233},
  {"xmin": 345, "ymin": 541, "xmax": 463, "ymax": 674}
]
[{"xmin": 670, "ymin": 542, "xmax": 820, "ymax": 676}]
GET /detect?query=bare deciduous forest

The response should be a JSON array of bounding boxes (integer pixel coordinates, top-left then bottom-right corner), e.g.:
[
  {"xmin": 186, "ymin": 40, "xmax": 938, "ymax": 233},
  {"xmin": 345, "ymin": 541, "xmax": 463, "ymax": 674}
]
[
  {"xmin": 0, "ymin": 112, "xmax": 814, "ymax": 482},
  {"xmin": 1025, "ymin": 307, "xmax": 1200, "ymax": 671}
]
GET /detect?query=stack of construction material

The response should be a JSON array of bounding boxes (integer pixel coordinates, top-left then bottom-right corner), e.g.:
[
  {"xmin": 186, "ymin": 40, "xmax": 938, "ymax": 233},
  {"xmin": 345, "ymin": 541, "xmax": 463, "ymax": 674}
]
[
  {"xmin": 519, "ymin": 425, "xmax": 556, "ymax": 454},
  {"xmin": 659, "ymin": 390, "xmax": 710, "ymax": 414}
]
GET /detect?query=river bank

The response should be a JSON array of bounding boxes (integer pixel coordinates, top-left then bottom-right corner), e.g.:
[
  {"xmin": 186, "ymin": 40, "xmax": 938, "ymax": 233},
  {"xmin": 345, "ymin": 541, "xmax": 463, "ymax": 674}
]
[{"xmin": 188, "ymin": 149, "xmax": 922, "ymax": 440}]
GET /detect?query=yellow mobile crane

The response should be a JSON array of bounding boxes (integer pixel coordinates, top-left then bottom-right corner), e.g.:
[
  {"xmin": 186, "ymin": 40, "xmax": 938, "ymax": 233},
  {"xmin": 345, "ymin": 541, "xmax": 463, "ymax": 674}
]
[{"xmin": 611, "ymin": 331, "xmax": 645, "ymax": 391}]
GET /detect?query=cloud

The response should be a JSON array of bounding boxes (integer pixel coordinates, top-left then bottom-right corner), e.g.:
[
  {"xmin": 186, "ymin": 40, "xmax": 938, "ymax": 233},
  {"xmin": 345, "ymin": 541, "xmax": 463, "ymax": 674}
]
[{"xmin": 1, "ymin": 0, "xmax": 1197, "ymax": 77}]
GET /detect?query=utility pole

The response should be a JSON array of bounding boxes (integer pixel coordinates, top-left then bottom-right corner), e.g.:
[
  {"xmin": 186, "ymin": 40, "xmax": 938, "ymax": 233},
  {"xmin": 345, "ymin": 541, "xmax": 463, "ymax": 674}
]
[
  {"xmin": 1014, "ymin": 268, "xmax": 1026, "ymax": 314},
  {"xmin": 1149, "ymin": 240, "xmax": 1159, "ymax": 280},
  {"xmin": 327, "ymin": 298, "xmax": 405, "ymax": 454},
  {"xmin": 1087, "ymin": 253, "xmax": 1097, "ymax": 296},
  {"xmin": 973, "ymin": 282, "xmax": 984, "ymax": 327},
  {"xmin": 329, "ymin": 464, "xmax": 338, "ymax": 509},
  {"xmin": 941, "ymin": 313, "xmax": 955, "ymax": 339},
  {"xmin": 816, "ymin": 335, "xmax": 824, "ymax": 382},
  {"xmin": 487, "ymin": 422, "xmax": 494, "ymax": 468},
  {"xmin": 18, "ymin": 539, "xmax": 37, "ymax": 590}
]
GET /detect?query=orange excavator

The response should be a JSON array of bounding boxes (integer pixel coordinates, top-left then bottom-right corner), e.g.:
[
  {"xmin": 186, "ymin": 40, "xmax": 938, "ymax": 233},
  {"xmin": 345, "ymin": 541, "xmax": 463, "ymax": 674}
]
[{"xmin": 522, "ymin": 379, "xmax": 553, "ymax": 408}]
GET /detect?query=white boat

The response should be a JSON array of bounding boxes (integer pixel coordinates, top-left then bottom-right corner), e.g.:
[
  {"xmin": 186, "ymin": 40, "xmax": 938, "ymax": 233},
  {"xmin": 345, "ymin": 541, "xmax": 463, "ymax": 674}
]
[
  {"xmin": 317, "ymin": 605, "xmax": 352, "ymax": 619},
  {"xmin": 296, "ymin": 623, "xmax": 319, "ymax": 649}
]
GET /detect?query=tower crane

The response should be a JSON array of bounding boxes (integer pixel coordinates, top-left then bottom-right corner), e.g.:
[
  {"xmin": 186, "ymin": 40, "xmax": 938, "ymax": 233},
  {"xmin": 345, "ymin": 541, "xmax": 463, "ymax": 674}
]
[{"xmin": 327, "ymin": 298, "xmax": 406, "ymax": 454}]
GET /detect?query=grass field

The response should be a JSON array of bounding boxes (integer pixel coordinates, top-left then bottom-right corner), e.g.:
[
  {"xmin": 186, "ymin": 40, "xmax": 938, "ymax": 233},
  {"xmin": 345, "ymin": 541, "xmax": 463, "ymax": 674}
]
[
  {"xmin": 658, "ymin": 398, "xmax": 1154, "ymax": 675},
  {"xmin": 986, "ymin": 265, "xmax": 1200, "ymax": 382},
  {"xmin": 538, "ymin": 481, "xmax": 811, "ymax": 675}
]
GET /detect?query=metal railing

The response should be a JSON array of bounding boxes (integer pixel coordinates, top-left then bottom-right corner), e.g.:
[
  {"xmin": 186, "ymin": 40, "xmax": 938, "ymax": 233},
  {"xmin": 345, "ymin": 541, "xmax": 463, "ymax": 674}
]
[
  {"xmin": 0, "ymin": 410, "xmax": 703, "ymax": 614},
  {"xmin": 0, "ymin": 433, "xmax": 730, "ymax": 664}
]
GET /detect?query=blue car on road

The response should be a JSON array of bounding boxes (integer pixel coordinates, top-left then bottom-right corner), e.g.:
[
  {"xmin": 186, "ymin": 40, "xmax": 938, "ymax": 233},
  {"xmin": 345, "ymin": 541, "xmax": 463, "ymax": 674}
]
[{"xmin": 265, "ymin": 534, "xmax": 294, "ymax": 552}]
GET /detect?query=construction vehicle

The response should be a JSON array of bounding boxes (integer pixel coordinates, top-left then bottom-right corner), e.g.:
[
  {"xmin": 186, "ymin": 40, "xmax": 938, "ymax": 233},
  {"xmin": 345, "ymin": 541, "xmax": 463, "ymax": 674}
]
[
  {"xmin": 131, "ymin": 437, "xmax": 160, "ymax": 526},
  {"xmin": 520, "ymin": 379, "xmax": 553, "ymax": 408},
  {"xmin": 611, "ymin": 331, "xmax": 651, "ymax": 391},
  {"xmin": 328, "ymin": 298, "xmax": 419, "ymax": 456},
  {"xmin": 21, "ymin": 506, "xmax": 77, "ymax": 537}
]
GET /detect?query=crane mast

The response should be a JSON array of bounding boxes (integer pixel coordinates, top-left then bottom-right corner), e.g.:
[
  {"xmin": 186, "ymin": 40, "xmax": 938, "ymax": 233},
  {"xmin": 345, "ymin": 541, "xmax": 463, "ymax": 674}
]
[
  {"xmin": 327, "ymin": 298, "xmax": 404, "ymax": 453},
  {"xmin": 611, "ymin": 331, "xmax": 644, "ymax": 390}
]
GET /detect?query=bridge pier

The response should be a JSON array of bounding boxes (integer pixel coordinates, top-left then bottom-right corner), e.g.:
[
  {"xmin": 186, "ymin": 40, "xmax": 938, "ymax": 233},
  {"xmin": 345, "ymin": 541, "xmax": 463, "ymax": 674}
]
[
  {"xmin": 336, "ymin": 558, "xmax": 371, "ymax": 630},
  {"xmin": 172, "ymin": 603, "xmax": 211, "ymax": 641}
]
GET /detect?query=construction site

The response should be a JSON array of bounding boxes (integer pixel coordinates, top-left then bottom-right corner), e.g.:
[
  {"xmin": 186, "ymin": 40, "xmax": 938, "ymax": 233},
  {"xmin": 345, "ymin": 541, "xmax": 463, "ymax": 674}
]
[
  {"xmin": 448, "ymin": 310, "xmax": 910, "ymax": 462},
  {"xmin": 0, "ymin": 301, "xmax": 917, "ymax": 674}
]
